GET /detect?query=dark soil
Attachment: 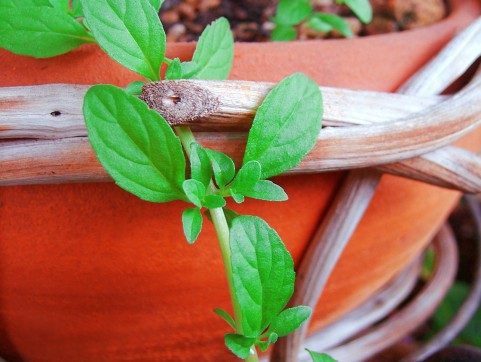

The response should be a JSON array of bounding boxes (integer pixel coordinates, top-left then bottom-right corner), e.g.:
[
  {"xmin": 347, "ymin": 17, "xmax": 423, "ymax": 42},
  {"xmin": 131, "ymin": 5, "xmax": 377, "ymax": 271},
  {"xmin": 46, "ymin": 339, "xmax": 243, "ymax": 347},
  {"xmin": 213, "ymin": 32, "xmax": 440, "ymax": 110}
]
[{"xmin": 159, "ymin": 0, "xmax": 447, "ymax": 42}]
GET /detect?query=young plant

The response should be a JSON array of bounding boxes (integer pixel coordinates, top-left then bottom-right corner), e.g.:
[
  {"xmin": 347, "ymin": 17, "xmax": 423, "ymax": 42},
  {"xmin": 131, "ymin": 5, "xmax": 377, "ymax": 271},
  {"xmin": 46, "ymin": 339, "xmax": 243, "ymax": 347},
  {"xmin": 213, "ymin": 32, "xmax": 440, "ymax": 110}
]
[
  {"xmin": 271, "ymin": 0, "xmax": 373, "ymax": 41},
  {"xmin": 0, "ymin": 0, "xmax": 332, "ymax": 360}
]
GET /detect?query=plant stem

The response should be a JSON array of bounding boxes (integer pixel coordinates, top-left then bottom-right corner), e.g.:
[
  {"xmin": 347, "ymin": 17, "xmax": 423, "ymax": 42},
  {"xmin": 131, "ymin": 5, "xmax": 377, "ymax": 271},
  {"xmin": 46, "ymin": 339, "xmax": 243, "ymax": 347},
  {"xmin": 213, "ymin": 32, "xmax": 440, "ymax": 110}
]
[{"xmin": 175, "ymin": 126, "xmax": 259, "ymax": 362}]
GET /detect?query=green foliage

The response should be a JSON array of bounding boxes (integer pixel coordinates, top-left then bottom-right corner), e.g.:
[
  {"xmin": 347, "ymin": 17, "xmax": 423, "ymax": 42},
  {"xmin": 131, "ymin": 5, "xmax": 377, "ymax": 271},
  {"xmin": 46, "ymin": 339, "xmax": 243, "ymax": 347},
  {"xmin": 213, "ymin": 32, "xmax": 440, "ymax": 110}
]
[
  {"xmin": 271, "ymin": 0, "xmax": 372, "ymax": 41},
  {"xmin": 206, "ymin": 149, "xmax": 236, "ymax": 190},
  {"xmin": 182, "ymin": 208, "xmax": 203, "ymax": 244},
  {"xmin": 307, "ymin": 350, "xmax": 338, "ymax": 362},
  {"xmin": 0, "ymin": 0, "xmax": 68, "ymax": 9},
  {"xmin": 0, "ymin": 6, "xmax": 92, "ymax": 57},
  {"xmin": 81, "ymin": 0, "xmax": 166, "ymax": 80},
  {"xmin": 214, "ymin": 308, "xmax": 236, "ymax": 330},
  {"xmin": 228, "ymin": 216, "xmax": 312, "ymax": 354},
  {"xmin": 243, "ymin": 73, "xmax": 323, "ymax": 179},
  {"xmin": 83, "ymin": 85, "xmax": 186, "ymax": 202},
  {"xmin": 124, "ymin": 81, "xmax": 145, "ymax": 96}
]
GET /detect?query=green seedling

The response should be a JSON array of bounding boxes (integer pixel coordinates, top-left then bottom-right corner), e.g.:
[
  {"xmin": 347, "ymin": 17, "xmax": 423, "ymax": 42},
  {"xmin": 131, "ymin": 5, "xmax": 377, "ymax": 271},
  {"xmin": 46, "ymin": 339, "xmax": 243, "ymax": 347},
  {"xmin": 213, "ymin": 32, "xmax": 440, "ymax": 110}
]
[
  {"xmin": 272, "ymin": 0, "xmax": 373, "ymax": 41},
  {"xmin": 0, "ymin": 0, "xmax": 334, "ymax": 360}
]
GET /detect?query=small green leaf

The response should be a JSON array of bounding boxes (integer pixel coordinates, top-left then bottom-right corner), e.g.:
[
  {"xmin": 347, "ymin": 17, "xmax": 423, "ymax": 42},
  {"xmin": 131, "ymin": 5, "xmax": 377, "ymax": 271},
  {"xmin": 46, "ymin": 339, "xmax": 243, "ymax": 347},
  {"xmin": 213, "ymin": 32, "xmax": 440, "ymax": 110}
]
[
  {"xmin": 312, "ymin": 13, "xmax": 353, "ymax": 38},
  {"xmin": 180, "ymin": 61, "xmax": 202, "ymax": 79},
  {"xmin": 183, "ymin": 179, "xmax": 206, "ymax": 208},
  {"xmin": 214, "ymin": 308, "xmax": 236, "ymax": 330},
  {"xmin": 81, "ymin": 0, "xmax": 166, "ymax": 80},
  {"xmin": 243, "ymin": 73, "xmax": 323, "ymax": 179},
  {"xmin": 83, "ymin": 85, "xmax": 186, "ymax": 202},
  {"xmin": 165, "ymin": 58, "xmax": 183, "ymax": 80},
  {"xmin": 338, "ymin": 0, "xmax": 372, "ymax": 23},
  {"xmin": 206, "ymin": 149, "xmax": 235, "ymax": 190},
  {"xmin": 242, "ymin": 180, "xmax": 288, "ymax": 202},
  {"xmin": 230, "ymin": 161, "xmax": 262, "ymax": 191},
  {"xmin": 0, "ymin": 7, "xmax": 92, "ymax": 58},
  {"xmin": 267, "ymin": 306, "xmax": 311, "ymax": 337},
  {"xmin": 306, "ymin": 350, "xmax": 338, "ymax": 362},
  {"xmin": 274, "ymin": 0, "xmax": 312, "ymax": 26},
  {"xmin": 125, "ymin": 81, "xmax": 145, "ymax": 95},
  {"xmin": 256, "ymin": 332, "xmax": 278, "ymax": 352},
  {"xmin": 189, "ymin": 17, "xmax": 234, "ymax": 79},
  {"xmin": 203, "ymin": 195, "xmax": 226, "ymax": 209},
  {"xmin": 223, "ymin": 208, "xmax": 240, "ymax": 228},
  {"xmin": 224, "ymin": 334, "xmax": 256, "ymax": 359},
  {"xmin": 306, "ymin": 16, "xmax": 333, "ymax": 33},
  {"xmin": 230, "ymin": 216, "xmax": 295, "ymax": 337},
  {"xmin": 271, "ymin": 24, "xmax": 297, "ymax": 41},
  {"xmin": 182, "ymin": 207, "xmax": 203, "ymax": 244},
  {"xmin": 190, "ymin": 143, "xmax": 212, "ymax": 188}
]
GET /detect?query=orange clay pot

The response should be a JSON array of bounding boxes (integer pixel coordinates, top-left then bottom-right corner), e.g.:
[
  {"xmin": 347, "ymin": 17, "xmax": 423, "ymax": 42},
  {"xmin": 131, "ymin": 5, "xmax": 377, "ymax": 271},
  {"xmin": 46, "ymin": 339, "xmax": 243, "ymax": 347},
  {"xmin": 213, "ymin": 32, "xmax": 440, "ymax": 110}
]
[{"xmin": 1, "ymin": 1, "xmax": 481, "ymax": 361}]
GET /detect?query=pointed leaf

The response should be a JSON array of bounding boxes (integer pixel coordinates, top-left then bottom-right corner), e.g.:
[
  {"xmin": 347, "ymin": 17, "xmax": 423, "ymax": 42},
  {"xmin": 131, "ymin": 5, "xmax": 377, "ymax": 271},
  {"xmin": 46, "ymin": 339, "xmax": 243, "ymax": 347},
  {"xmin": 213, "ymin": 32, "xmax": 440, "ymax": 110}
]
[
  {"xmin": 81, "ymin": 0, "xmax": 166, "ymax": 80},
  {"xmin": 224, "ymin": 334, "xmax": 256, "ymax": 359},
  {"xmin": 306, "ymin": 350, "xmax": 338, "ymax": 362},
  {"xmin": 243, "ymin": 73, "xmax": 323, "ymax": 179},
  {"xmin": 0, "ymin": 7, "xmax": 92, "ymax": 57},
  {"xmin": 190, "ymin": 17, "xmax": 234, "ymax": 79},
  {"xmin": 214, "ymin": 308, "xmax": 236, "ymax": 330},
  {"xmin": 230, "ymin": 190, "xmax": 245, "ymax": 204},
  {"xmin": 312, "ymin": 13, "xmax": 353, "ymax": 37},
  {"xmin": 125, "ymin": 81, "xmax": 145, "ymax": 95},
  {"xmin": 190, "ymin": 143, "xmax": 212, "ymax": 188},
  {"xmin": 271, "ymin": 24, "xmax": 297, "ymax": 41},
  {"xmin": 183, "ymin": 179, "xmax": 206, "ymax": 208},
  {"xmin": 149, "ymin": 0, "xmax": 164, "ymax": 12},
  {"xmin": 203, "ymin": 195, "xmax": 226, "ymax": 209},
  {"xmin": 182, "ymin": 207, "xmax": 203, "ymax": 244},
  {"xmin": 274, "ymin": 0, "xmax": 312, "ymax": 26},
  {"xmin": 306, "ymin": 16, "xmax": 333, "ymax": 33},
  {"xmin": 242, "ymin": 180, "xmax": 288, "ymax": 202},
  {"xmin": 230, "ymin": 161, "xmax": 262, "ymax": 192},
  {"xmin": 165, "ymin": 58, "xmax": 183, "ymax": 80},
  {"xmin": 340, "ymin": 0, "xmax": 372, "ymax": 23},
  {"xmin": 206, "ymin": 149, "xmax": 235, "ymax": 189},
  {"xmin": 83, "ymin": 85, "xmax": 186, "ymax": 202},
  {"xmin": 267, "ymin": 306, "xmax": 311, "ymax": 337},
  {"xmin": 230, "ymin": 216, "xmax": 295, "ymax": 337}
]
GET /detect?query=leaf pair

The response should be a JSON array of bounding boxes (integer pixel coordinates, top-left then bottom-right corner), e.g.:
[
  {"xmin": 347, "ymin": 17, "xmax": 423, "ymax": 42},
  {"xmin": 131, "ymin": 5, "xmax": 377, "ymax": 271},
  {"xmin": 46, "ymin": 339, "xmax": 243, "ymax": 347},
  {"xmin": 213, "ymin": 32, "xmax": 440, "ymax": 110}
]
[{"xmin": 222, "ymin": 216, "xmax": 312, "ymax": 358}]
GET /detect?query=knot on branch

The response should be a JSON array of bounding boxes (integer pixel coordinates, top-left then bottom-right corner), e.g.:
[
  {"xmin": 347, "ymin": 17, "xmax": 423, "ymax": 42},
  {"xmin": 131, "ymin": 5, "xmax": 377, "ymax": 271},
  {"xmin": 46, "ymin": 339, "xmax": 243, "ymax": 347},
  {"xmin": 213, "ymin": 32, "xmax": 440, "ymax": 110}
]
[{"xmin": 140, "ymin": 80, "xmax": 220, "ymax": 125}]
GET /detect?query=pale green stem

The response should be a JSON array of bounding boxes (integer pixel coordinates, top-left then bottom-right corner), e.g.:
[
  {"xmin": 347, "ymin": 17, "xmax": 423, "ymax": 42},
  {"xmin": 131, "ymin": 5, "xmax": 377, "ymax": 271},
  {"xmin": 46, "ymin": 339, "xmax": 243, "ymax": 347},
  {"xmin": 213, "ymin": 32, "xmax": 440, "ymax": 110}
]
[{"xmin": 175, "ymin": 126, "xmax": 259, "ymax": 362}]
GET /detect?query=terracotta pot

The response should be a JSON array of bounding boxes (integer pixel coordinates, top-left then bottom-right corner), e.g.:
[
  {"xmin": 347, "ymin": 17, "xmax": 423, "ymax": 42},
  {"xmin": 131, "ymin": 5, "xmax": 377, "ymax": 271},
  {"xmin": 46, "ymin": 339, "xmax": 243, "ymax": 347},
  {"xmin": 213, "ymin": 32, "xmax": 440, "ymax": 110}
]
[{"xmin": 1, "ymin": 1, "xmax": 480, "ymax": 361}]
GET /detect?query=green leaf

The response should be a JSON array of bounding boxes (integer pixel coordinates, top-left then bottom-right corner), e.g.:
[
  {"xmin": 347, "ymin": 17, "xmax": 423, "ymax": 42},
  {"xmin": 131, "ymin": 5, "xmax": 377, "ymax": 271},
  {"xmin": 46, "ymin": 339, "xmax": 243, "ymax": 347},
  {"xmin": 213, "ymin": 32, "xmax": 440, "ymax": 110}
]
[
  {"xmin": 274, "ymin": 0, "xmax": 312, "ymax": 26},
  {"xmin": 230, "ymin": 216, "xmax": 295, "ymax": 337},
  {"xmin": 165, "ymin": 58, "xmax": 183, "ymax": 80},
  {"xmin": 125, "ymin": 81, "xmax": 145, "ymax": 95},
  {"xmin": 242, "ymin": 180, "xmax": 288, "ymax": 202},
  {"xmin": 190, "ymin": 143, "xmax": 212, "ymax": 188},
  {"xmin": 83, "ymin": 85, "xmax": 186, "ymax": 202},
  {"xmin": 81, "ymin": 0, "xmax": 166, "ymax": 80},
  {"xmin": 267, "ymin": 306, "xmax": 311, "ymax": 337},
  {"xmin": 0, "ymin": 7, "xmax": 92, "ymax": 58},
  {"xmin": 182, "ymin": 207, "xmax": 203, "ymax": 244},
  {"xmin": 243, "ymin": 73, "xmax": 323, "ymax": 179},
  {"xmin": 50, "ymin": 0, "xmax": 69, "ymax": 11},
  {"xmin": 306, "ymin": 16, "xmax": 333, "ymax": 33},
  {"xmin": 257, "ymin": 333, "xmax": 278, "ymax": 352},
  {"xmin": 312, "ymin": 13, "xmax": 353, "ymax": 38},
  {"xmin": 189, "ymin": 17, "xmax": 234, "ymax": 80},
  {"xmin": 306, "ymin": 350, "xmax": 338, "ymax": 362},
  {"xmin": 271, "ymin": 24, "xmax": 297, "ymax": 41},
  {"xmin": 183, "ymin": 179, "xmax": 206, "ymax": 208},
  {"xmin": 230, "ymin": 191, "xmax": 245, "ymax": 204},
  {"xmin": 203, "ymin": 195, "xmax": 226, "ymax": 209},
  {"xmin": 224, "ymin": 334, "xmax": 256, "ymax": 359},
  {"xmin": 230, "ymin": 161, "xmax": 262, "ymax": 192},
  {"xmin": 149, "ymin": 0, "xmax": 164, "ymax": 12},
  {"xmin": 180, "ymin": 61, "xmax": 202, "ymax": 79},
  {"xmin": 338, "ymin": 0, "xmax": 373, "ymax": 23},
  {"xmin": 206, "ymin": 149, "xmax": 235, "ymax": 190},
  {"xmin": 214, "ymin": 308, "xmax": 236, "ymax": 330}
]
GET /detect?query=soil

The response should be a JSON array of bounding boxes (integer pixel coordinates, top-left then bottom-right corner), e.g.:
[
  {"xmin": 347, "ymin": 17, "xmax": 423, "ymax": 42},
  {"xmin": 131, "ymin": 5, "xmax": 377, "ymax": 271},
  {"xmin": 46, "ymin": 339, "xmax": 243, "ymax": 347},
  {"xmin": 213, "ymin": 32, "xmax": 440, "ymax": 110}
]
[{"xmin": 159, "ymin": 0, "xmax": 447, "ymax": 42}]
